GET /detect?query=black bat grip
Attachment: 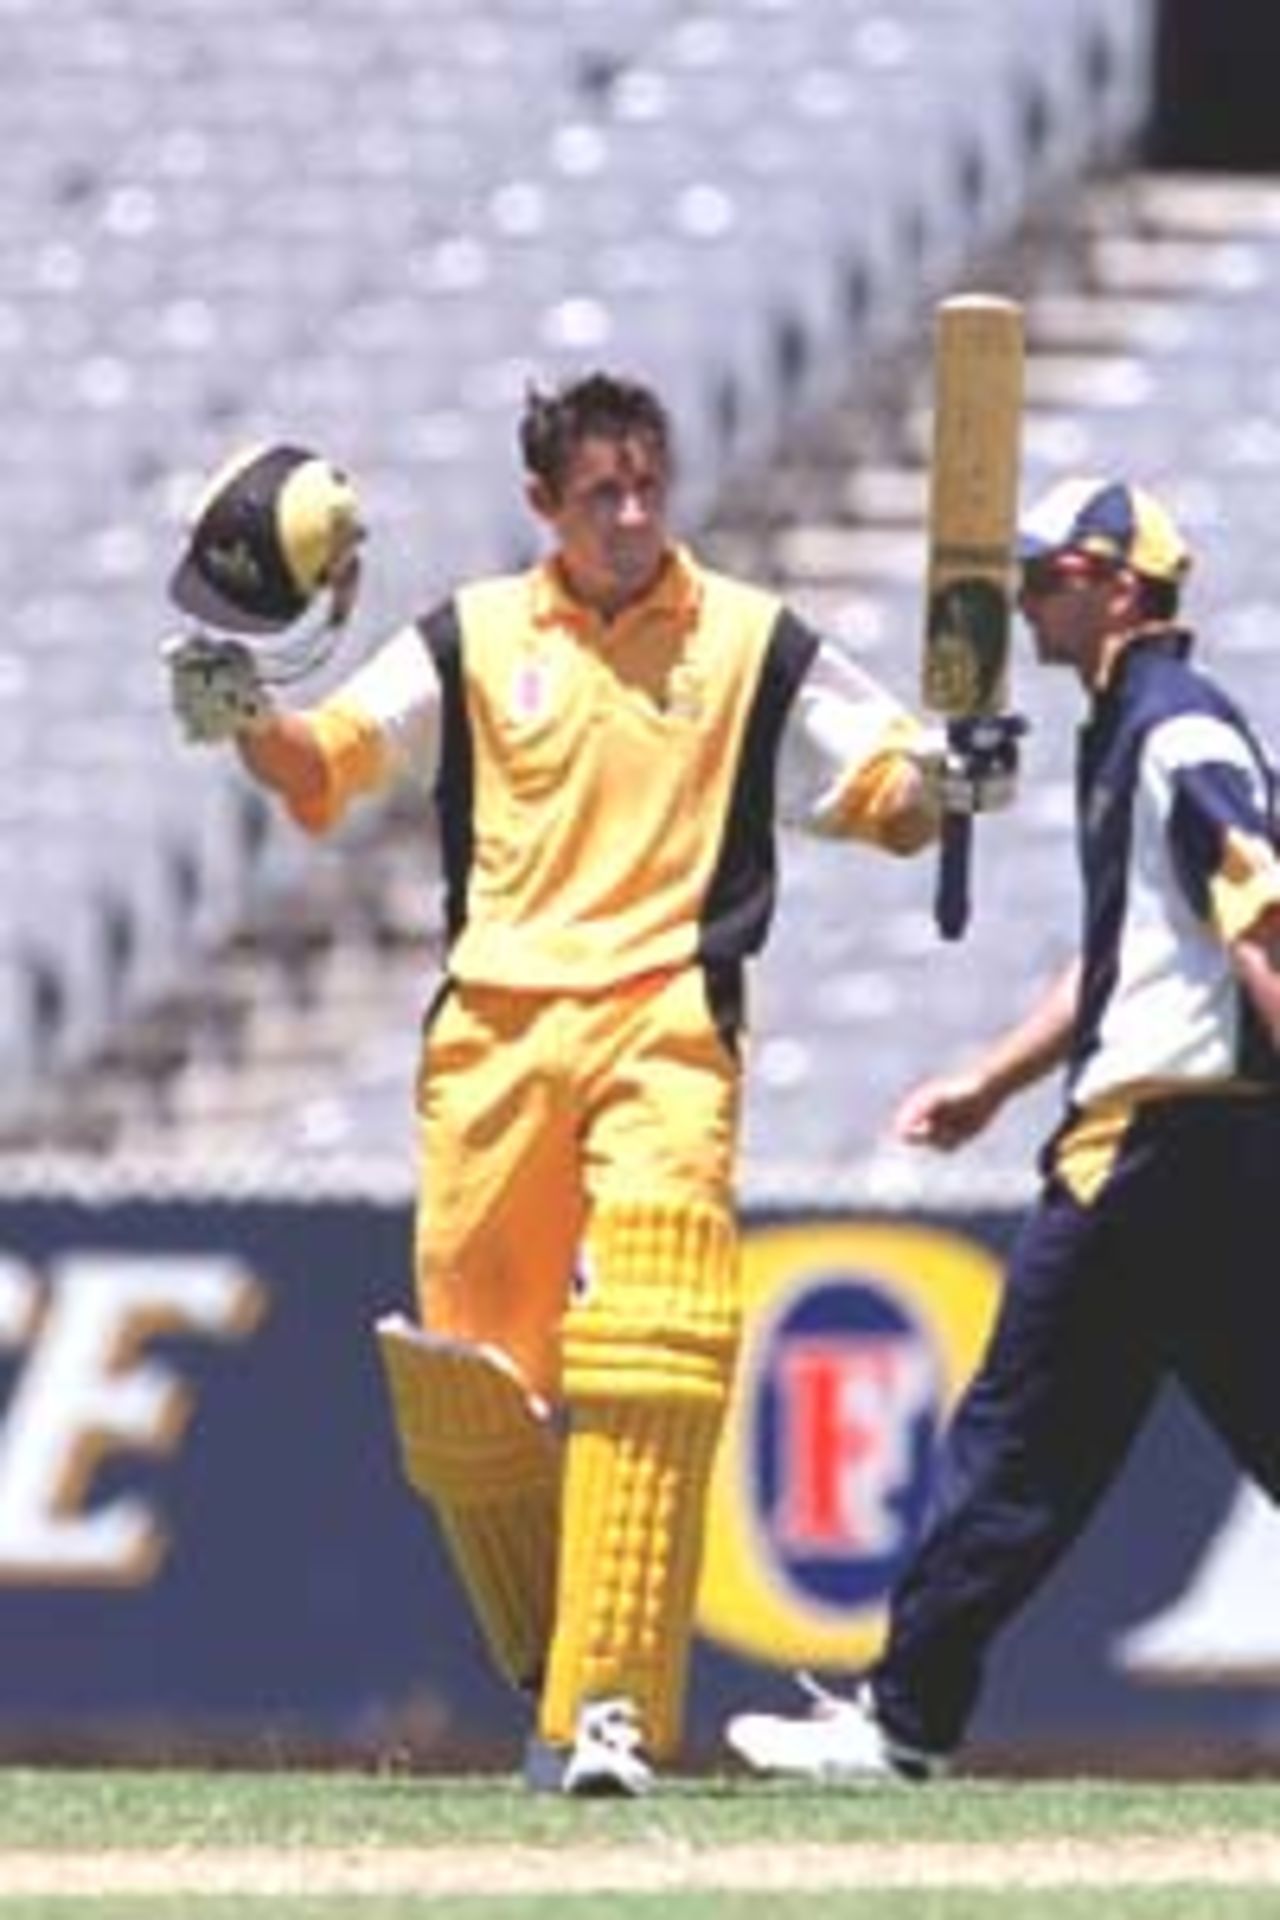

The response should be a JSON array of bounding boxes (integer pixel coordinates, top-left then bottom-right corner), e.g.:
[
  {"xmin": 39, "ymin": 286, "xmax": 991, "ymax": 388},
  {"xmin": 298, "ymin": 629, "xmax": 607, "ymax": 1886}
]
[{"xmin": 935, "ymin": 808, "xmax": 972, "ymax": 941}]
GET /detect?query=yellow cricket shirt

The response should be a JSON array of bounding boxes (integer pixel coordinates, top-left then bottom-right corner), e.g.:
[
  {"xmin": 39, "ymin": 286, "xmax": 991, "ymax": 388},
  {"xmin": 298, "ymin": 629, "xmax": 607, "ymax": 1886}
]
[{"xmin": 288, "ymin": 546, "xmax": 926, "ymax": 991}]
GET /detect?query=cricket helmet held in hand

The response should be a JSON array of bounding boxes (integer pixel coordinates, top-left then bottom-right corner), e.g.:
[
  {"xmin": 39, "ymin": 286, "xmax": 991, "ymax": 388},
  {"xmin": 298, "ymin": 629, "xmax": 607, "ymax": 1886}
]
[{"xmin": 169, "ymin": 443, "xmax": 363, "ymax": 634}]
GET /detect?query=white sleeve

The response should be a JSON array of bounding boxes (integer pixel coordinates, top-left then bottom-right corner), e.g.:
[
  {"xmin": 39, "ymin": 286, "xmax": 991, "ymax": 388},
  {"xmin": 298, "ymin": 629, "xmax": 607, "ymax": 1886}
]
[
  {"xmin": 333, "ymin": 622, "xmax": 443, "ymax": 786},
  {"xmin": 778, "ymin": 637, "xmax": 915, "ymax": 832}
]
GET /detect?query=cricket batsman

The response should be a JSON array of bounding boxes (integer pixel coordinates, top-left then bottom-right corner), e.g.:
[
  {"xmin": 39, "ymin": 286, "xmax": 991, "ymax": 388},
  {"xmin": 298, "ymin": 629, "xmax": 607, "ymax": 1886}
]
[{"xmin": 163, "ymin": 373, "xmax": 1012, "ymax": 1794}]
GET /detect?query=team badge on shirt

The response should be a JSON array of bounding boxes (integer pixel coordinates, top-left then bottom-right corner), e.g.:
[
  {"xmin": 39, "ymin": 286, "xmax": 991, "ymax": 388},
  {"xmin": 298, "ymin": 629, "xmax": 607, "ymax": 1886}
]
[
  {"xmin": 662, "ymin": 661, "xmax": 705, "ymax": 722},
  {"xmin": 510, "ymin": 655, "xmax": 554, "ymax": 723}
]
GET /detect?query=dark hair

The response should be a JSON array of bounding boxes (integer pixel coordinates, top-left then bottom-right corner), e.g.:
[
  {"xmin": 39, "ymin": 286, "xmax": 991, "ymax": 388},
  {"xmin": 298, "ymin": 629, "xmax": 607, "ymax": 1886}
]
[
  {"xmin": 518, "ymin": 371, "xmax": 672, "ymax": 500},
  {"xmin": 1136, "ymin": 575, "xmax": 1180, "ymax": 621}
]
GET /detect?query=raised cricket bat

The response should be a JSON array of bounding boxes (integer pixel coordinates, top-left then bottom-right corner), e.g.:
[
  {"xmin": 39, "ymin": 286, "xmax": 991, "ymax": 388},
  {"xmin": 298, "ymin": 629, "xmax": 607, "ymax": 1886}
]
[{"xmin": 922, "ymin": 293, "xmax": 1024, "ymax": 939}]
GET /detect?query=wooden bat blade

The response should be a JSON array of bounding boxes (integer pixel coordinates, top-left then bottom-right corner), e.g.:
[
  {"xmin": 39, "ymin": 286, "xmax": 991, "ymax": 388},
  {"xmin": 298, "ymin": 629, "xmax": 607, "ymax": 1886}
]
[{"xmin": 922, "ymin": 294, "xmax": 1024, "ymax": 718}]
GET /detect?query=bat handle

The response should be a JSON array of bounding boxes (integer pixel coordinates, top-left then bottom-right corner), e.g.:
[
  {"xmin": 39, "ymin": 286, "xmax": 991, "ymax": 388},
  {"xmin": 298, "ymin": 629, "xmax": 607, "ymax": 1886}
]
[{"xmin": 935, "ymin": 808, "xmax": 972, "ymax": 941}]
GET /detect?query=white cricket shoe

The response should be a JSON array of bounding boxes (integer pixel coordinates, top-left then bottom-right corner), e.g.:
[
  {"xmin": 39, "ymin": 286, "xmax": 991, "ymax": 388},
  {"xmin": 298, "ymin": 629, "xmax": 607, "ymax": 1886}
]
[
  {"xmin": 725, "ymin": 1676, "xmax": 946, "ymax": 1784},
  {"xmin": 524, "ymin": 1696, "xmax": 654, "ymax": 1797}
]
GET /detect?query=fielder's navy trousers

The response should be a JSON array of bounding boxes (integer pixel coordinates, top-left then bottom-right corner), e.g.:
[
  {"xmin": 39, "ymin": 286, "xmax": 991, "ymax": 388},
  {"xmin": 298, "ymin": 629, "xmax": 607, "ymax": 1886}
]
[{"xmin": 872, "ymin": 1093, "xmax": 1280, "ymax": 1754}]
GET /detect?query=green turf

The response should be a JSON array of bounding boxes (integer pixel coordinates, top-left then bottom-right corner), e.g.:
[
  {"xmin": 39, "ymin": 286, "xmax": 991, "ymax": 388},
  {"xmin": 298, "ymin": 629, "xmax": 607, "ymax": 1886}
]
[
  {"xmin": 1, "ymin": 1771, "xmax": 1279, "ymax": 1919},
  {"xmin": 3, "ymin": 1893, "xmax": 1280, "ymax": 1920},
  {"xmin": 0, "ymin": 1769, "xmax": 1279, "ymax": 1849}
]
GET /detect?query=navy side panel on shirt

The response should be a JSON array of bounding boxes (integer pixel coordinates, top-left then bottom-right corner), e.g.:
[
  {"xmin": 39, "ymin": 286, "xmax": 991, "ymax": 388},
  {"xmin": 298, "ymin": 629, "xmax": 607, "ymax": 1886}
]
[
  {"xmin": 418, "ymin": 599, "xmax": 473, "ymax": 947},
  {"xmin": 699, "ymin": 606, "xmax": 821, "ymax": 966}
]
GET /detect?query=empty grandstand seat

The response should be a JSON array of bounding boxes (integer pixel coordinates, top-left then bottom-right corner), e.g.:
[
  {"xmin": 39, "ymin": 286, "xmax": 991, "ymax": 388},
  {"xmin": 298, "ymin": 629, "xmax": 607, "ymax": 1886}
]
[{"xmin": 0, "ymin": 0, "xmax": 1170, "ymax": 1183}]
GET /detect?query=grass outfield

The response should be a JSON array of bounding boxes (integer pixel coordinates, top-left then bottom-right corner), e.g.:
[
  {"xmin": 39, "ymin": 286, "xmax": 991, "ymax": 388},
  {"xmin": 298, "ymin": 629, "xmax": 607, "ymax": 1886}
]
[
  {"xmin": 4, "ymin": 1769, "xmax": 1280, "ymax": 1846},
  {"xmin": 0, "ymin": 1772, "xmax": 1279, "ymax": 1916},
  {"xmin": 3, "ymin": 1899, "xmax": 1280, "ymax": 1920}
]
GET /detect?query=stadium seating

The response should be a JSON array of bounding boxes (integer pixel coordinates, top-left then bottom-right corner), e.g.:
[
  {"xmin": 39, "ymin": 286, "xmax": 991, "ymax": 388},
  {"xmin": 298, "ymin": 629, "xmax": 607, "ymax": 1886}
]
[{"xmin": 0, "ymin": 0, "xmax": 1162, "ymax": 1194}]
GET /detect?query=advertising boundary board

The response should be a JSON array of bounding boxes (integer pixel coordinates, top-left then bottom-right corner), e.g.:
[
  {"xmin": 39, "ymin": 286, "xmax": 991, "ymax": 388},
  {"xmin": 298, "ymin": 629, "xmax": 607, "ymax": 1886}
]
[{"xmin": 0, "ymin": 1193, "xmax": 1276, "ymax": 1772}]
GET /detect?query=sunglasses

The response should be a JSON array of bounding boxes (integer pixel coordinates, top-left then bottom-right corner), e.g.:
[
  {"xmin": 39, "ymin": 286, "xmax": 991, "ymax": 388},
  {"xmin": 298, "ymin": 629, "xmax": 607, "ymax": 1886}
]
[{"xmin": 1019, "ymin": 551, "xmax": 1123, "ymax": 599}]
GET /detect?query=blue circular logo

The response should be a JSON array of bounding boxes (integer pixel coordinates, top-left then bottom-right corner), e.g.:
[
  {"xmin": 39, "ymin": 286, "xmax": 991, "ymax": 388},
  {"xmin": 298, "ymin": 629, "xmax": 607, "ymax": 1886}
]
[
  {"xmin": 752, "ymin": 1270, "xmax": 939, "ymax": 1610},
  {"xmin": 697, "ymin": 1221, "xmax": 1001, "ymax": 1667}
]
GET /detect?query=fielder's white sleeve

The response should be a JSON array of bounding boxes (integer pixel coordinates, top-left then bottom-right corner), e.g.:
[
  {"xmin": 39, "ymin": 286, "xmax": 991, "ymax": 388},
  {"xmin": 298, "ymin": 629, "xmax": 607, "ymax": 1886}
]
[{"xmin": 777, "ymin": 638, "xmax": 916, "ymax": 833}]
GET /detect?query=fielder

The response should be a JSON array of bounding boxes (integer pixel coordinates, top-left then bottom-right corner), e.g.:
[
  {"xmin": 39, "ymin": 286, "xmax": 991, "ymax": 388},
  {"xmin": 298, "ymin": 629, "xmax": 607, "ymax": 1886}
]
[
  {"xmin": 164, "ymin": 373, "xmax": 1008, "ymax": 1795},
  {"xmin": 727, "ymin": 478, "xmax": 1280, "ymax": 1782}
]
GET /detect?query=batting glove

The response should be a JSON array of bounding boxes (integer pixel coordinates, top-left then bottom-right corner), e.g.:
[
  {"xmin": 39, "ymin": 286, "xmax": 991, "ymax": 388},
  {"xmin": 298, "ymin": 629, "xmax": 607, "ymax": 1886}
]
[
  {"xmin": 163, "ymin": 632, "xmax": 274, "ymax": 745},
  {"xmin": 914, "ymin": 713, "xmax": 1025, "ymax": 814}
]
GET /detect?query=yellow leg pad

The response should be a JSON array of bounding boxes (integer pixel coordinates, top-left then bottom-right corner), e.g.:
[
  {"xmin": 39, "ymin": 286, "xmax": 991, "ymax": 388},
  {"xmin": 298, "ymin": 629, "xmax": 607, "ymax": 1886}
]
[
  {"xmin": 538, "ymin": 1200, "xmax": 740, "ymax": 1758},
  {"xmin": 375, "ymin": 1314, "xmax": 561, "ymax": 1691}
]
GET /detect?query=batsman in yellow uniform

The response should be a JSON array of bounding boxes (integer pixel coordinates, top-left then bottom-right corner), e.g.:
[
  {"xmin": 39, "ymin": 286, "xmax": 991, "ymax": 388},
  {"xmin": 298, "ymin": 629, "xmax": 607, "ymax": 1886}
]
[{"xmin": 164, "ymin": 374, "xmax": 989, "ymax": 1794}]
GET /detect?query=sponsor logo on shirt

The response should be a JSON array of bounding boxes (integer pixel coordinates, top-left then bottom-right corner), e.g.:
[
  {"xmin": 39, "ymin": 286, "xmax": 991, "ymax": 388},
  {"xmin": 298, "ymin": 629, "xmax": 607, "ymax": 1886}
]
[{"xmin": 510, "ymin": 656, "xmax": 554, "ymax": 723}]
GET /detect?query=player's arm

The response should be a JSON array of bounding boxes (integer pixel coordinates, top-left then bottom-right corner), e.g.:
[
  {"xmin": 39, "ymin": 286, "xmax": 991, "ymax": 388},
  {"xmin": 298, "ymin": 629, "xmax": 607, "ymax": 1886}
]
[
  {"xmin": 1152, "ymin": 721, "xmax": 1280, "ymax": 1042},
  {"xmin": 234, "ymin": 709, "xmax": 331, "ymax": 820},
  {"xmin": 893, "ymin": 958, "xmax": 1080, "ymax": 1150},
  {"xmin": 777, "ymin": 638, "xmax": 1014, "ymax": 855},
  {"xmin": 255, "ymin": 623, "xmax": 443, "ymax": 834},
  {"xmin": 1204, "ymin": 795, "xmax": 1280, "ymax": 1046},
  {"xmin": 777, "ymin": 639, "xmax": 939, "ymax": 854},
  {"xmin": 1228, "ymin": 905, "xmax": 1280, "ymax": 1046},
  {"xmin": 170, "ymin": 621, "xmax": 442, "ymax": 834}
]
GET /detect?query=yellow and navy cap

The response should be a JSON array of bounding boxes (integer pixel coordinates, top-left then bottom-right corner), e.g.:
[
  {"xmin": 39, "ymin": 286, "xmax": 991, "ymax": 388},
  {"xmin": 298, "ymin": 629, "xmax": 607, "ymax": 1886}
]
[
  {"xmin": 169, "ymin": 444, "xmax": 362, "ymax": 634},
  {"xmin": 1017, "ymin": 477, "xmax": 1191, "ymax": 585}
]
